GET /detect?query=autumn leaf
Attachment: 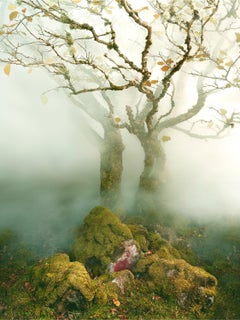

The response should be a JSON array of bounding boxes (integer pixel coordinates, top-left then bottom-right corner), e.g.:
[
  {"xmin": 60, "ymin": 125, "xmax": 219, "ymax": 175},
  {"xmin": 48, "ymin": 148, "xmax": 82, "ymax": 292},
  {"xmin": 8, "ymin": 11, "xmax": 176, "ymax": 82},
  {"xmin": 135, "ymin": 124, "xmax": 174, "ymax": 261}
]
[
  {"xmin": 150, "ymin": 80, "xmax": 158, "ymax": 84},
  {"xmin": 165, "ymin": 58, "xmax": 173, "ymax": 65},
  {"xmin": 73, "ymin": 0, "xmax": 81, "ymax": 3},
  {"xmin": 207, "ymin": 120, "xmax": 213, "ymax": 128},
  {"xmin": 113, "ymin": 298, "xmax": 120, "ymax": 307},
  {"xmin": 235, "ymin": 33, "xmax": 240, "ymax": 42},
  {"xmin": 162, "ymin": 135, "xmax": 171, "ymax": 142},
  {"xmin": 8, "ymin": 4, "xmax": 17, "ymax": 10},
  {"xmin": 225, "ymin": 61, "xmax": 233, "ymax": 67},
  {"xmin": 153, "ymin": 13, "xmax": 160, "ymax": 19},
  {"xmin": 135, "ymin": 6, "xmax": 149, "ymax": 12},
  {"xmin": 144, "ymin": 80, "xmax": 152, "ymax": 86},
  {"xmin": 4, "ymin": 64, "xmax": 11, "ymax": 76},
  {"xmin": 220, "ymin": 108, "xmax": 227, "ymax": 116},
  {"xmin": 157, "ymin": 61, "xmax": 164, "ymax": 65},
  {"xmin": 9, "ymin": 11, "xmax": 18, "ymax": 21},
  {"xmin": 41, "ymin": 95, "xmax": 48, "ymax": 105},
  {"xmin": 115, "ymin": 117, "xmax": 121, "ymax": 123},
  {"xmin": 161, "ymin": 65, "xmax": 169, "ymax": 72},
  {"xmin": 69, "ymin": 46, "xmax": 76, "ymax": 55}
]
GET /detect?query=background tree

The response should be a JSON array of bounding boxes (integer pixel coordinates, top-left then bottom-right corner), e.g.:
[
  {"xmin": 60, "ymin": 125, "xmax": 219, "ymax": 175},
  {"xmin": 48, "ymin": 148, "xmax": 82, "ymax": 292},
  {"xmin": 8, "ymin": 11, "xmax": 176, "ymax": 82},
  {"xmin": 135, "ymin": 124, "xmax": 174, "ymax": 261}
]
[{"xmin": 0, "ymin": 0, "xmax": 239, "ymax": 211}]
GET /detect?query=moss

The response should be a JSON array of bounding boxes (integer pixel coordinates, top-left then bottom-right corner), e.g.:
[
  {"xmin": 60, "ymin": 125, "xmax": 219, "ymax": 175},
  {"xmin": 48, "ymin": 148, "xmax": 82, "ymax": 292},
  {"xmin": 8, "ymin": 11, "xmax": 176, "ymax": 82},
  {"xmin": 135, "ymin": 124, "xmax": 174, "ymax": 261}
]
[
  {"xmin": 148, "ymin": 258, "xmax": 217, "ymax": 313},
  {"xmin": 72, "ymin": 206, "xmax": 133, "ymax": 276},
  {"xmin": 0, "ymin": 229, "xmax": 17, "ymax": 249},
  {"xmin": 127, "ymin": 224, "xmax": 150, "ymax": 252},
  {"xmin": 31, "ymin": 253, "xmax": 95, "ymax": 311}
]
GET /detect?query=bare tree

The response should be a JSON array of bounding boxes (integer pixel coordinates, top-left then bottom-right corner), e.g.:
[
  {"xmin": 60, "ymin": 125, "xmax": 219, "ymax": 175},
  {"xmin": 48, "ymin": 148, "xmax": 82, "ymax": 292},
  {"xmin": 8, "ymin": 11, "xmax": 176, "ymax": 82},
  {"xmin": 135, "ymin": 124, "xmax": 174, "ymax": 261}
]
[{"xmin": 0, "ymin": 0, "xmax": 239, "ymax": 210}]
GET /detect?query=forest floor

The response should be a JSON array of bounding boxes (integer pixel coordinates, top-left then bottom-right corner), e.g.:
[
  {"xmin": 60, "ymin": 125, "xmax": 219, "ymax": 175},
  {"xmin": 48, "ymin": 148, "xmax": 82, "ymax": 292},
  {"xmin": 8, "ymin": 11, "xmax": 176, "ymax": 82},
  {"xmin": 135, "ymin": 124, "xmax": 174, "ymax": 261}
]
[{"xmin": 0, "ymin": 209, "xmax": 240, "ymax": 320}]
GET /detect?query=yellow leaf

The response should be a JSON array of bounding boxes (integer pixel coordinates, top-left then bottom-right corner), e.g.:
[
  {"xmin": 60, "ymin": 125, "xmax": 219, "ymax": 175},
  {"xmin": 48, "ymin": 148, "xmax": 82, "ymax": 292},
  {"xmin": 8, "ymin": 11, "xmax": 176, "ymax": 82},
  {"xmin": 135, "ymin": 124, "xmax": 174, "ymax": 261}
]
[
  {"xmin": 207, "ymin": 120, "xmax": 213, "ymax": 128},
  {"xmin": 225, "ymin": 61, "xmax": 233, "ymax": 67},
  {"xmin": 113, "ymin": 298, "xmax": 120, "ymax": 307},
  {"xmin": 162, "ymin": 135, "xmax": 171, "ymax": 142},
  {"xmin": 8, "ymin": 4, "xmax": 17, "ymax": 10},
  {"xmin": 153, "ymin": 13, "xmax": 160, "ymax": 19},
  {"xmin": 166, "ymin": 58, "xmax": 173, "ymax": 65},
  {"xmin": 157, "ymin": 61, "xmax": 164, "ymax": 65},
  {"xmin": 73, "ymin": 0, "xmax": 81, "ymax": 3},
  {"xmin": 69, "ymin": 46, "xmax": 76, "ymax": 55},
  {"xmin": 41, "ymin": 95, "xmax": 48, "ymax": 105},
  {"xmin": 150, "ymin": 80, "xmax": 158, "ymax": 84},
  {"xmin": 136, "ymin": 6, "xmax": 148, "ymax": 12},
  {"xmin": 220, "ymin": 108, "xmax": 227, "ymax": 116},
  {"xmin": 144, "ymin": 80, "xmax": 152, "ymax": 86},
  {"xmin": 161, "ymin": 65, "xmax": 169, "ymax": 72},
  {"xmin": 235, "ymin": 33, "xmax": 240, "ymax": 42},
  {"xmin": 4, "ymin": 64, "xmax": 11, "ymax": 76},
  {"xmin": 9, "ymin": 11, "xmax": 18, "ymax": 21},
  {"xmin": 115, "ymin": 117, "xmax": 121, "ymax": 123},
  {"xmin": 45, "ymin": 57, "xmax": 53, "ymax": 65}
]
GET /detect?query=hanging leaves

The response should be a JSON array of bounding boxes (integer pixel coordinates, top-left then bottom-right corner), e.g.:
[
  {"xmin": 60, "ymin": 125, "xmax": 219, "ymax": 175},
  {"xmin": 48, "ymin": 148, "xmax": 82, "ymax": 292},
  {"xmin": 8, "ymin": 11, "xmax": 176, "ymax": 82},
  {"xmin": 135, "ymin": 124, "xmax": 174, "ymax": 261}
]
[
  {"xmin": 9, "ymin": 11, "xmax": 18, "ymax": 21},
  {"xmin": 162, "ymin": 135, "xmax": 171, "ymax": 142},
  {"xmin": 3, "ymin": 64, "xmax": 11, "ymax": 76}
]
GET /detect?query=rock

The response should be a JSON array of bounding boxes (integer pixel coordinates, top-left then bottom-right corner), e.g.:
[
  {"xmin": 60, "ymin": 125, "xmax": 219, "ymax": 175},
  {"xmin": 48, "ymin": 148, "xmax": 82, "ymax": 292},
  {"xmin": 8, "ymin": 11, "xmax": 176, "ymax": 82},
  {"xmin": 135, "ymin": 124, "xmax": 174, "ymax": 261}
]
[
  {"xmin": 31, "ymin": 253, "xmax": 95, "ymax": 312},
  {"xmin": 111, "ymin": 269, "xmax": 135, "ymax": 294},
  {"xmin": 109, "ymin": 239, "xmax": 139, "ymax": 273},
  {"xmin": 71, "ymin": 206, "xmax": 135, "ymax": 276},
  {"xmin": 134, "ymin": 253, "xmax": 217, "ymax": 311}
]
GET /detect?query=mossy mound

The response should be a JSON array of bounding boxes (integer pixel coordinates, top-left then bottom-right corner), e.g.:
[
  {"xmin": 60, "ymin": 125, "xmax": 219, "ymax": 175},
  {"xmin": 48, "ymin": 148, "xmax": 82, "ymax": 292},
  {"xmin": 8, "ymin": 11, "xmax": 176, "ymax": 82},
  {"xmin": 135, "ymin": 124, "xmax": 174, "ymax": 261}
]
[
  {"xmin": 134, "ymin": 252, "xmax": 217, "ymax": 314},
  {"xmin": 71, "ymin": 206, "xmax": 133, "ymax": 276},
  {"xmin": 31, "ymin": 253, "xmax": 95, "ymax": 312}
]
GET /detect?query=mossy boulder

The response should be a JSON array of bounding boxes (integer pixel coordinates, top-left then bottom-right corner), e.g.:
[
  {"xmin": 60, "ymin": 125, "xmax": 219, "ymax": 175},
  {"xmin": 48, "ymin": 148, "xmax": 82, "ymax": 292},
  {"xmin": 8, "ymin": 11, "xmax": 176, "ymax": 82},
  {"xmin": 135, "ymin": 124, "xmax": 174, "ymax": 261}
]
[
  {"xmin": 71, "ymin": 206, "xmax": 133, "ymax": 276},
  {"xmin": 31, "ymin": 253, "xmax": 95, "ymax": 312},
  {"xmin": 94, "ymin": 269, "xmax": 135, "ymax": 304},
  {"xmin": 135, "ymin": 253, "xmax": 217, "ymax": 312}
]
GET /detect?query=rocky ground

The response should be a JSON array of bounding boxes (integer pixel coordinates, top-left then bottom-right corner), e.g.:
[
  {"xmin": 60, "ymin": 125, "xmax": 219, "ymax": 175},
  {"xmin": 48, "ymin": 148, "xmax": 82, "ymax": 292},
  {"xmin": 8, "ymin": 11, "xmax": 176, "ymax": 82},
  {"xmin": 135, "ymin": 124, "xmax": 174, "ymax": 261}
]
[{"xmin": 0, "ymin": 206, "xmax": 239, "ymax": 319}]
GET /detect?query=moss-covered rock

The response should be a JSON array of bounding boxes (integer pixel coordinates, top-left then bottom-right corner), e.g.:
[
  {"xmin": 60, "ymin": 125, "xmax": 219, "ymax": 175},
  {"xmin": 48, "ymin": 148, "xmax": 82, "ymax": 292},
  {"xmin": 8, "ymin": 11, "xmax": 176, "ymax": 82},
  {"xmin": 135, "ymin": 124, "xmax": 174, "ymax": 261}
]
[
  {"xmin": 71, "ymin": 206, "xmax": 133, "ymax": 276},
  {"xmin": 148, "ymin": 258, "xmax": 217, "ymax": 312},
  {"xmin": 31, "ymin": 253, "xmax": 95, "ymax": 312}
]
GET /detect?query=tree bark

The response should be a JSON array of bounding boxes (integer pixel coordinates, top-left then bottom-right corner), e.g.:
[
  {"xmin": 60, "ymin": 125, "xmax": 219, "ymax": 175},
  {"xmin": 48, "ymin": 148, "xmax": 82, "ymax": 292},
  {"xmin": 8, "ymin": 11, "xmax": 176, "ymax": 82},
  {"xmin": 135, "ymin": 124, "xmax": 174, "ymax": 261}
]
[
  {"xmin": 139, "ymin": 132, "xmax": 166, "ymax": 193},
  {"xmin": 100, "ymin": 125, "xmax": 124, "ymax": 209},
  {"xmin": 133, "ymin": 131, "xmax": 166, "ymax": 217}
]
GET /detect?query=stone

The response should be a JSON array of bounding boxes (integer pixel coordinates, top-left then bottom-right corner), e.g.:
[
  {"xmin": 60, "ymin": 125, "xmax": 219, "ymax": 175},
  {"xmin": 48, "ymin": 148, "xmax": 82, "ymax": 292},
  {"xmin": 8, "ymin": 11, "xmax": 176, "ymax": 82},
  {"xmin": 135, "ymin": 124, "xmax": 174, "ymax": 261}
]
[
  {"xmin": 71, "ymin": 206, "xmax": 134, "ymax": 276},
  {"xmin": 31, "ymin": 253, "xmax": 95, "ymax": 312}
]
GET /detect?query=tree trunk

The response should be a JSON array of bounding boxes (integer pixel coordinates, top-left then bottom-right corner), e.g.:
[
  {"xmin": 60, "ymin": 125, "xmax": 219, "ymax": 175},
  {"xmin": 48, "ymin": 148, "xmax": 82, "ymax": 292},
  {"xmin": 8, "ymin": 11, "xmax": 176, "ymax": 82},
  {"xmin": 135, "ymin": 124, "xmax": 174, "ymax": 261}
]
[
  {"xmin": 139, "ymin": 132, "xmax": 166, "ymax": 192},
  {"xmin": 135, "ymin": 131, "xmax": 166, "ymax": 217},
  {"xmin": 100, "ymin": 125, "xmax": 124, "ymax": 209}
]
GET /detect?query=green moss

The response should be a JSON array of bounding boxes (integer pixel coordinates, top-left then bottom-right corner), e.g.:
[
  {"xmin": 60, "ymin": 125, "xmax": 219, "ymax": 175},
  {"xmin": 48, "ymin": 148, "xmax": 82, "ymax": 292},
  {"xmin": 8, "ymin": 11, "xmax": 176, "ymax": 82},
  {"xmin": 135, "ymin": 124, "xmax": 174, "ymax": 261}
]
[
  {"xmin": 148, "ymin": 258, "xmax": 217, "ymax": 313},
  {"xmin": 31, "ymin": 253, "xmax": 95, "ymax": 311},
  {"xmin": 72, "ymin": 206, "xmax": 133, "ymax": 276}
]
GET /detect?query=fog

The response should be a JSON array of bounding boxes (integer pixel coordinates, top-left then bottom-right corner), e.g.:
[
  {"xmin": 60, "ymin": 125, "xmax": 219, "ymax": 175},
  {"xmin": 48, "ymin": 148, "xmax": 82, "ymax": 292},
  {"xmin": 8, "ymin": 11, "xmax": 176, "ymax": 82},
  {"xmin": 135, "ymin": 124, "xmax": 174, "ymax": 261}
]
[
  {"xmin": 1, "ymin": 67, "xmax": 240, "ymax": 228},
  {"xmin": 1, "ymin": 1, "xmax": 240, "ymax": 255}
]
